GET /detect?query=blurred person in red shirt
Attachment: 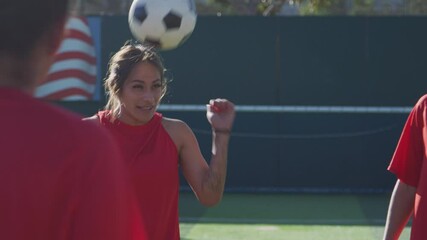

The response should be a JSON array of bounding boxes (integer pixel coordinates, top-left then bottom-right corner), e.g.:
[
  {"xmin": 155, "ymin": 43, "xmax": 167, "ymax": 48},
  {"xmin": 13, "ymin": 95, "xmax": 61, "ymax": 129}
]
[
  {"xmin": 0, "ymin": 1, "xmax": 146, "ymax": 239},
  {"xmin": 383, "ymin": 95, "xmax": 427, "ymax": 240}
]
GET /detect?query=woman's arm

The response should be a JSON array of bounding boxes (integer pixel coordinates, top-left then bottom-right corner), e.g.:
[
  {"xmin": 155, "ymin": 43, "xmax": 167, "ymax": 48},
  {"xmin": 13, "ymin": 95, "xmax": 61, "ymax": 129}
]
[
  {"xmin": 383, "ymin": 179, "xmax": 416, "ymax": 240},
  {"xmin": 176, "ymin": 99, "xmax": 235, "ymax": 207}
]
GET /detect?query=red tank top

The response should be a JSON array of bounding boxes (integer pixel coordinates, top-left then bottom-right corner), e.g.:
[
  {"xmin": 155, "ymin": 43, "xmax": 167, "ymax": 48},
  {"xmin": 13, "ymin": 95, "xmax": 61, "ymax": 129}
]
[
  {"xmin": 388, "ymin": 95, "xmax": 427, "ymax": 240},
  {"xmin": 97, "ymin": 111, "xmax": 180, "ymax": 240}
]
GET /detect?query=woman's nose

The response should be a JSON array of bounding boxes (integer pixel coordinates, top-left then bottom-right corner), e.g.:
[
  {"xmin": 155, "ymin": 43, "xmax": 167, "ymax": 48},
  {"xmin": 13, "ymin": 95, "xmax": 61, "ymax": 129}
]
[{"xmin": 141, "ymin": 90, "xmax": 155, "ymax": 102}]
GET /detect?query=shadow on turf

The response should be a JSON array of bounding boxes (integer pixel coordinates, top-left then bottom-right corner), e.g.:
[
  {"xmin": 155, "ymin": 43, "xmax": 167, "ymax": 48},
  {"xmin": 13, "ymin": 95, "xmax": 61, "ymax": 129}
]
[{"xmin": 179, "ymin": 191, "xmax": 413, "ymax": 227}]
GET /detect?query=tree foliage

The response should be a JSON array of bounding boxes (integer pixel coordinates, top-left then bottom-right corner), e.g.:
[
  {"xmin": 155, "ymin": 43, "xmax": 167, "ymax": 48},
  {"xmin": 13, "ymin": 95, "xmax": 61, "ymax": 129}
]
[
  {"xmin": 77, "ymin": 0, "xmax": 427, "ymax": 16},
  {"xmin": 211, "ymin": 0, "xmax": 427, "ymax": 16}
]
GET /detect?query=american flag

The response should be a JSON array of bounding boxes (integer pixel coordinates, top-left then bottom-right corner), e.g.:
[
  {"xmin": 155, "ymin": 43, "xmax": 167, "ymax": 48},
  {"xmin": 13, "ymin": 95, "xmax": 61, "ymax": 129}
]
[{"xmin": 35, "ymin": 16, "xmax": 97, "ymax": 101}]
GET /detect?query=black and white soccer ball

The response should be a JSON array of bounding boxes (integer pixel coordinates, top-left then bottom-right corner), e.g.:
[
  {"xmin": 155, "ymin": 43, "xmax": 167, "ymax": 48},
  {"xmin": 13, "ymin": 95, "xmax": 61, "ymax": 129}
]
[{"xmin": 128, "ymin": 0, "xmax": 197, "ymax": 51}]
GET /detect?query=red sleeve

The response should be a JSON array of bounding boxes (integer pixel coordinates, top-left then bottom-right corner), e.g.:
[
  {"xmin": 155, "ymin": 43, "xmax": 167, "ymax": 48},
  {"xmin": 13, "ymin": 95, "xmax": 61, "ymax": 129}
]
[
  {"xmin": 71, "ymin": 123, "xmax": 147, "ymax": 240},
  {"xmin": 388, "ymin": 96, "xmax": 427, "ymax": 187}
]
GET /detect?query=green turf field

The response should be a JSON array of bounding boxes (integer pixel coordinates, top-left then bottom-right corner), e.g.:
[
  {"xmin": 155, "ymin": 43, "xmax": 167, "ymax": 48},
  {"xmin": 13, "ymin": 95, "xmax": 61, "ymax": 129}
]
[{"xmin": 179, "ymin": 192, "xmax": 411, "ymax": 240}]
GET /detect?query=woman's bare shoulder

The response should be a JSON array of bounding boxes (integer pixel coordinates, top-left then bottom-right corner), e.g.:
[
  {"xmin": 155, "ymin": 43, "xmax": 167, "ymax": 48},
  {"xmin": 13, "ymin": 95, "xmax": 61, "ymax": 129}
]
[
  {"xmin": 162, "ymin": 117, "xmax": 191, "ymax": 151},
  {"xmin": 82, "ymin": 115, "xmax": 99, "ymax": 123},
  {"xmin": 161, "ymin": 117, "xmax": 189, "ymax": 133}
]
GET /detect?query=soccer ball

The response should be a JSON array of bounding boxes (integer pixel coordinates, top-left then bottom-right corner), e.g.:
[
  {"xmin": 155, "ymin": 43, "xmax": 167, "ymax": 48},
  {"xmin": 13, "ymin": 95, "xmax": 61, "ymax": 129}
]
[{"xmin": 128, "ymin": 0, "xmax": 197, "ymax": 51}]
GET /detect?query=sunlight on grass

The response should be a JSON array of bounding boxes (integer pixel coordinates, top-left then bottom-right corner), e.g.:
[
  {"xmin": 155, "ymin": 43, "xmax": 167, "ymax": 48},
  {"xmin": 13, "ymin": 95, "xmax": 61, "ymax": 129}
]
[
  {"xmin": 180, "ymin": 223, "xmax": 411, "ymax": 240},
  {"xmin": 179, "ymin": 192, "xmax": 412, "ymax": 240}
]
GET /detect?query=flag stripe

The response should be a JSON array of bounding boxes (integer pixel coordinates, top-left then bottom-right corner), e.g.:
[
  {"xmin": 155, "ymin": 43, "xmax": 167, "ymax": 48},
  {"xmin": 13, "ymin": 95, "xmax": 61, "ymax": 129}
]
[
  {"xmin": 65, "ymin": 29, "xmax": 94, "ymax": 45},
  {"xmin": 48, "ymin": 59, "xmax": 97, "ymax": 76},
  {"xmin": 56, "ymin": 39, "xmax": 96, "ymax": 58},
  {"xmin": 40, "ymin": 88, "xmax": 93, "ymax": 100},
  {"xmin": 66, "ymin": 17, "xmax": 92, "ymax": 36},
  {"xmin": 45, "ymin": 70, "xmax": 96, "ymax": 84},
  {"xmin": 36, "ymin": 78, "xmax": 95, "ymax": 97},
  {"xmin": 54, "ymin": 52, "xmax": 96, "ymax": 65},
  {"xmin": 62, "ymin": 95, "xmax": 91, "ymax": 101}
]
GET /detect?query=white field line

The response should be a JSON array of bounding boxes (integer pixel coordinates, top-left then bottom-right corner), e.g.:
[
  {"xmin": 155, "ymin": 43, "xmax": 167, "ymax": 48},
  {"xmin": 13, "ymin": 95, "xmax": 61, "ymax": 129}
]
[{"xmin": 179, "ymin": 217, "xmax": 386, "ymax": 225}]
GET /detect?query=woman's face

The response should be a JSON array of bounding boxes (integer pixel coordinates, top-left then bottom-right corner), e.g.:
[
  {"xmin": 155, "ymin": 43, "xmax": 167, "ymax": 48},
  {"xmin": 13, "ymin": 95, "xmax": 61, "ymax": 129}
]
[{"xmin": 118, "ymin": 61, "xmax": 163, "ymax": 125}]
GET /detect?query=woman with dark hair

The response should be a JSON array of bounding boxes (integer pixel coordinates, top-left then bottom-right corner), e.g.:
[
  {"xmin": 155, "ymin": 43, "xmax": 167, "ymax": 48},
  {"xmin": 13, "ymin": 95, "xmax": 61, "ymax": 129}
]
[{"xmin": 85, "ymin": 41, "xmax": 236, "ymax": 240}]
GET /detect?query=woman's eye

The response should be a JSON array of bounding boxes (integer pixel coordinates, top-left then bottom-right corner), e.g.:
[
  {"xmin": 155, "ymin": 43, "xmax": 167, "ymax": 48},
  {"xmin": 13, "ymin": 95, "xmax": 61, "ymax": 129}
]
[{"xmin": 153, "ymin": 84, "xmax": 162, "ymax": 89}]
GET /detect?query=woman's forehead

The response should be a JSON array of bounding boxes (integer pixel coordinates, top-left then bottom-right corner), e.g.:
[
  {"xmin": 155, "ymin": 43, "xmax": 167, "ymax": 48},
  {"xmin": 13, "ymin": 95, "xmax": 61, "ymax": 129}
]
[{"xmin": 126, "ymin": 62, "xmax": 161, "ymax": 81}]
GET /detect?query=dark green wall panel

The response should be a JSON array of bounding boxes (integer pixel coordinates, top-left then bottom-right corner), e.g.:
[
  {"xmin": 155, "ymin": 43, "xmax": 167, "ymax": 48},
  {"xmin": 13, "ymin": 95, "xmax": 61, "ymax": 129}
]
[{"xmin": 58, "ymin": 16, "xmax": 427, "ymax": 192}]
